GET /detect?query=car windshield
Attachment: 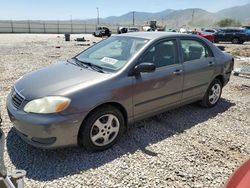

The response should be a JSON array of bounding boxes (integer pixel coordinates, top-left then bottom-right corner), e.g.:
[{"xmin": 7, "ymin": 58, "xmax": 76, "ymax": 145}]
[{"xmin": 75, "ymin": 36, "xmax": 149, "ymax": 72}]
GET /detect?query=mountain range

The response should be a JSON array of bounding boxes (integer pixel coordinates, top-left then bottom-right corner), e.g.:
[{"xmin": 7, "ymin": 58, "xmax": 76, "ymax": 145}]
[{"xmin": 84, "ymin": 3, "xmax": 250, "ymax": 27}]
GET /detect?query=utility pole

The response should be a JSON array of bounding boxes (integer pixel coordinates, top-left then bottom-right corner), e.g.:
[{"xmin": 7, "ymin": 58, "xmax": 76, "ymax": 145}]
[
  {"xmin": 10, "ymin": 19, "xmax": 14, "ymax": 33},
  {"xmin": 191, "ymin": 9, "xmax": 195, "ymax": 26},
  {"xmin": 70, "ymin": 15, "xmax": 73, "ymax": 33},
  {"xmin": 28, "ymin": 20, "xmax": 31, "ymax": 33},
  {"xmin": 97, "ymin": 7, "xmax": 100, "ymax": 25},
  {"xmin": 132, "ymin": 11, "xmax": 135, "ymax": 26}
]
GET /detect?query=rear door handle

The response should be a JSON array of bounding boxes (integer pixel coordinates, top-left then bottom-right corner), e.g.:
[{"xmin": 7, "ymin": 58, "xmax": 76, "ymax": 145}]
[
  {"xmin": 173, "ymin": 69, "xmax": 183, "ymax": 75},
  {"xmin": 208, "ymin": 62, "xmax": 215, "ymax": 67}
]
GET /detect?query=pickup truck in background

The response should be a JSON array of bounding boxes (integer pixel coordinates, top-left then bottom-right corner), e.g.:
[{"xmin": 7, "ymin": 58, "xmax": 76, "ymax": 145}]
[{"xmin": 93, "ymin": 27, "xmax": 112, "ymax": 37}]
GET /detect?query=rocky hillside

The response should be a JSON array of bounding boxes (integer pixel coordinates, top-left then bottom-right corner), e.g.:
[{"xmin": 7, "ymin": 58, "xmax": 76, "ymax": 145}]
[{"xmin": 84, "ymin": 3, "xmax": 250, "ymax": 27}]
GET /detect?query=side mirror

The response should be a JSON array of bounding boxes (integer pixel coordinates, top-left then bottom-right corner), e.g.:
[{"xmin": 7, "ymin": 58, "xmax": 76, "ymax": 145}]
[{"xmin": 133, "ymin": 62, "xmax": 156, "ymax": 75}]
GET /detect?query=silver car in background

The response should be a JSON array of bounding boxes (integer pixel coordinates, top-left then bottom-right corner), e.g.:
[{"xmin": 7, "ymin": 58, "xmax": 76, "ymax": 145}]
[{"xmin": 7, "ymin": 32, "xmax": 234, "ymax": 151}]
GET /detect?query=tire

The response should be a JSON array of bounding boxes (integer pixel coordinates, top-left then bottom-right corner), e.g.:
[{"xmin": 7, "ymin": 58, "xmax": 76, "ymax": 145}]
[
  {"xmin": 78, "ymin": 106, "xmax": 125, "ymax": 151},
  {"xmin": 200, "ymin": 79, "xmax": 222, "ymax": 108},
  {"xmin": 239, "ymin": 40, "xmax": 244, "ymax": 44},
  {"xmin": 232, "ymin": 38, "xmax": 240, "ymax": 44}
]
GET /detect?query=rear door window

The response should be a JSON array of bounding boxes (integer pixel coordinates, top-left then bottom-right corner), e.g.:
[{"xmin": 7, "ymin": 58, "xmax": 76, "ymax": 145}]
[{"xmin": 180, "ymin": 40, "xmax": 212, "ymax": 62}]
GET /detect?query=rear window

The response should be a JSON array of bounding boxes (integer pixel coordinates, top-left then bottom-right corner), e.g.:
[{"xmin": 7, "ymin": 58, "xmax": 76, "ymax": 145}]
[
  {"xmin": 205, "ymin": 30, "xmax": 214, "ymax": 33},
  {"xmin": 225, "ymin": 29, "xmax": 241, "ymax": 33}
]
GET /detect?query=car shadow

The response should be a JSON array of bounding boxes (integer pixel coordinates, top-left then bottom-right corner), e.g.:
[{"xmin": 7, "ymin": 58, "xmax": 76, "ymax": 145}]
[{"xmin": 6, "ymin": 98, "xmax": 235, "ymax": 181}]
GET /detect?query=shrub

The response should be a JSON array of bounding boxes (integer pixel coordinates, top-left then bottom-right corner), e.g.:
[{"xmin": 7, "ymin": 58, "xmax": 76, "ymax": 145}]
[{"xmin": 217, "ymin": 18, "xmax": 241, "ymax": 27}]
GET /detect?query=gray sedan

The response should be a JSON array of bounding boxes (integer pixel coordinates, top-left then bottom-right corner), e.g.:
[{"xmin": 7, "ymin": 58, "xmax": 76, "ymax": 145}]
[{"xmin": 7, "ymin": 32, "xmax": 234, "ymax": 151}]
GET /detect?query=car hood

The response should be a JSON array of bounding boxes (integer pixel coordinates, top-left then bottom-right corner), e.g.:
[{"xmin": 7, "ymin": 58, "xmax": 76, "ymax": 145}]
[{"xmin": 14, "ymin": 61, "xmax": 111, "ymax": 100}]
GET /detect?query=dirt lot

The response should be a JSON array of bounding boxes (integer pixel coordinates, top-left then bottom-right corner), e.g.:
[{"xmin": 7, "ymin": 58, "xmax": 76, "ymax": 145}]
[
  {"xmin": 223, "ymin": 42, "xmax": 250, "ymax": 57},
  {"xmin": 0, "ymin": 34, "xmax": 249, "ymax": 188}
]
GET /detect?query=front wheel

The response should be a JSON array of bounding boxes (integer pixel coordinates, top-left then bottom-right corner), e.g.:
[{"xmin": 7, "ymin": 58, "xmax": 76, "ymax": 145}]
[
  {"xmin": 232, "ymin": 38, "xmax": 240, "ymax": 44},
  {"xmin": 79, "ymin": 106, "xmax": 125, "ymax": 151},
  {"xmin": 200, "ymin": 79, "xmax": 222, "ymax": 108}
]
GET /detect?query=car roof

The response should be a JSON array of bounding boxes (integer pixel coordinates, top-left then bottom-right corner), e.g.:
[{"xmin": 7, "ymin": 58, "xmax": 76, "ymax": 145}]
[{"xmin": 116, "ymin": 32, "xmax": 191, "ymax": 40}]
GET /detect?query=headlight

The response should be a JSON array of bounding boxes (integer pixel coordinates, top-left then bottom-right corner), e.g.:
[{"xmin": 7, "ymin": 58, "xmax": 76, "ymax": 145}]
[{"xmin": 24, "ymin": 96, "xmax": 71, "ymax": 114}]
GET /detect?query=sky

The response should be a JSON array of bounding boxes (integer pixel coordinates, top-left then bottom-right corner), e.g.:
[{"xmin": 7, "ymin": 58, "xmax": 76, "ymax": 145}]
[{"xmin": 0, "ymin": 0, "xmax": 249, "ymax": 20}]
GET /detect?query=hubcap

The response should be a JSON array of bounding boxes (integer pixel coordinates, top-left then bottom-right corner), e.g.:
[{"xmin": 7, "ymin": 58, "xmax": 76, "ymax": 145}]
[
  {"xmin": 90, "ymin": 114, "xmax": 120, "ymax": 147},
  {"xmin": 209, "ymin": 83, "xmax": 221, "ymax": 105},
  {"xmin": 233, "ymin": 38, "xmax": 239, "ymax": 44}
]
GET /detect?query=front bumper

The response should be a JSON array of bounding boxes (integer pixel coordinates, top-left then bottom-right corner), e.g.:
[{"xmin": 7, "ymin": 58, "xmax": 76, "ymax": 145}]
[{"xmin": 6, "ymin": 94, "xmax": 84, "ymax": 149}]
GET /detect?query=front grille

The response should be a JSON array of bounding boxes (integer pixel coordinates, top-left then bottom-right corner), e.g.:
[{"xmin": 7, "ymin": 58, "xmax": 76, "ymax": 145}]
[{"xmin": 11, "ymin": 88, "xmax": 25, "ymax": 109}]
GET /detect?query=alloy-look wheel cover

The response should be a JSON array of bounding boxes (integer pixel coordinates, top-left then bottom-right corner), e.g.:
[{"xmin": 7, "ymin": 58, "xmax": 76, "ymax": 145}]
[
  {"xmin": 209, "ymin": 83, "xmax": 221, "ymax": 105},
  {"xmin": 90, "ymin": 114, "xmax": 120, "ymax": 147}
]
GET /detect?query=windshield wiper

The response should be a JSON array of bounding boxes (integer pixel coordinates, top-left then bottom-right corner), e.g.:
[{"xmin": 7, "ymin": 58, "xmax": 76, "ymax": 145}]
[
  {"xmin": 73, "ymin": 57, "xmax": 104, "ymax": 73},
  {"xmin": 82, "ymin": 62, "xmax": 104, "ymax": 73},
  {"xmin": 68, "ymin": 58, "xmax": 88, "ymax": 69}
]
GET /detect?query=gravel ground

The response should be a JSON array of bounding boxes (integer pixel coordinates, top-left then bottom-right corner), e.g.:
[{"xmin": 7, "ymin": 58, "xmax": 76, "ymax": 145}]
[
  {"xmin": 0, "ymin": 34, "xmax": 249, "ymax": 188},
  {"xmin": 222, "ymin": 42, "xmax": 250, "ymax": 57}
]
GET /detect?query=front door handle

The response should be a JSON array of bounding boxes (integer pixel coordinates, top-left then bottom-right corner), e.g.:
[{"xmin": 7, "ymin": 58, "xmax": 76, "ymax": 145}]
[{"xmin": 173, "ymin": 69, "xmax": 183, "ymax": 75}]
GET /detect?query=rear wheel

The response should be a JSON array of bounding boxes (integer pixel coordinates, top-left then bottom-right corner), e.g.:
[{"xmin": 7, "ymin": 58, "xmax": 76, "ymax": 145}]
[
  {"xmin": 200, "ymin": 79, "xmax": 222, "ymax": 108},
  {"xmin": 79, "ymin": 106, "xmax": 125, "ymax": 151},
  {"xmin": 239, "ymin": 40, "xmax": 244, "ymax": 44}
]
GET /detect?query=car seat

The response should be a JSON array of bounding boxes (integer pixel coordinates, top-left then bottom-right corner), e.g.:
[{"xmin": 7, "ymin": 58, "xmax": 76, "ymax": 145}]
[
  {"xmin": 188, "ymin": 46, "xmax": 203, "ymax": 61},
  {"xmin": 155, "ymin": 43, "xmax": 176, "ymax": 67}
]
